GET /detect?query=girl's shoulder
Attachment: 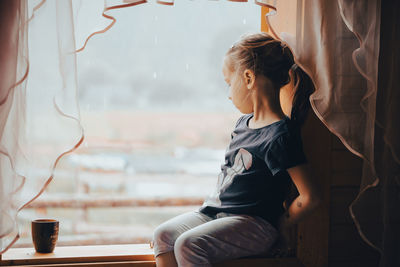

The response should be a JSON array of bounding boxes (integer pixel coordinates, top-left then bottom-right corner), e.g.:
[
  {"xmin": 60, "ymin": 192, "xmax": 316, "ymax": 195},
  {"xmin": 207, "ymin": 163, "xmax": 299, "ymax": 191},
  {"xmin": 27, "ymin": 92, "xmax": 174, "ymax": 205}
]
[
  {"xmin": 259, "ymin": 117, "xmax": 302, "ymax": 147},
  {"xmin": 266, "ymin": 119, "xmax": 304, "ymax": 154}
]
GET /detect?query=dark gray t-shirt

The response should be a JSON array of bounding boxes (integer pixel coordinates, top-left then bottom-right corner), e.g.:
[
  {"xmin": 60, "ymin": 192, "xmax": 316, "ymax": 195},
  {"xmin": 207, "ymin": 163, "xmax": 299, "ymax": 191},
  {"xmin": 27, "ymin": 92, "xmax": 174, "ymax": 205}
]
[{"xmin": 199, "ymin": 114, "xmax": 307, "ymax": 228}]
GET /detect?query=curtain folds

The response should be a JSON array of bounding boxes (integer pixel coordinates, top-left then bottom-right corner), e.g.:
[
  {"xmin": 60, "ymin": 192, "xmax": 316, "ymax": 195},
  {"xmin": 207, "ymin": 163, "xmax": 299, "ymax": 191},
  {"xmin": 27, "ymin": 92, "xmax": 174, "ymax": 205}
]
[
  {"xmin": 0, "ymin": 0, "xmax": 83, "ymax": 253},
  {"xmin": 1, "ymin": 1, "xmax": 398, "ymax": 266},
  {"xmin": 266, "ymin": 0, "xmax": 398, "ymax": 266}
]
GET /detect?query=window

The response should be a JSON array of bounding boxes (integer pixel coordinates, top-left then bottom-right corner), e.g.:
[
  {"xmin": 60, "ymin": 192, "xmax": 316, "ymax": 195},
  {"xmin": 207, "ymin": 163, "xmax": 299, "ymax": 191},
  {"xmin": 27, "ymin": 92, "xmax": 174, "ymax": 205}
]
[{"xmin": 16, "ymin": 1, "xmax": 261, "ymax": 247}]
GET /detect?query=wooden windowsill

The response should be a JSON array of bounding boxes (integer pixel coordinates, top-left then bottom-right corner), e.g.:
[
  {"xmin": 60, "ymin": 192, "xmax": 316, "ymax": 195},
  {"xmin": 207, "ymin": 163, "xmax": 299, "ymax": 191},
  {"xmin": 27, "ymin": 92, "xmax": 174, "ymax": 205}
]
[
  {"xmin": 0, "ymin": 244, "xmax": 154, "ymax": 266},
  {"xmin": 0, "ymin": 244, "xmax": 304, "ymax": 267}
]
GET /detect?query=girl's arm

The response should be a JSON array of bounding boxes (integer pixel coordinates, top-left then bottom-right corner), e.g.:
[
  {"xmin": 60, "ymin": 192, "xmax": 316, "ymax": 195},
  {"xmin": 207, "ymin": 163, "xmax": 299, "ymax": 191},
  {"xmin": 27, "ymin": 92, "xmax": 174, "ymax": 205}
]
[{"xmin": 280, "ymin": 164, "xmax": 321, "ymax": 228}]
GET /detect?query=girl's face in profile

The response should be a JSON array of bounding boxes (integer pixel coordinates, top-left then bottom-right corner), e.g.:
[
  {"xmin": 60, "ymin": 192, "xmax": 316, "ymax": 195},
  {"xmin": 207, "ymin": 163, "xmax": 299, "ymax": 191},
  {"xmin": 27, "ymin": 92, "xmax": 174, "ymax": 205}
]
[{"xmin": 222, "ymin": 57, "xmax": 253, "ymax": 114}]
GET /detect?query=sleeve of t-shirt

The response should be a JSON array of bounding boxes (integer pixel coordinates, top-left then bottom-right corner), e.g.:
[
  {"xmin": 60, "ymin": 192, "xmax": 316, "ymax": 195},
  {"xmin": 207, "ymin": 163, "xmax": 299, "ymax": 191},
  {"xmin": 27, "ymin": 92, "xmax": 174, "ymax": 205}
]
[{"xmin": 265, "ymin": 133, "xmax": 307, "ymax": 176}]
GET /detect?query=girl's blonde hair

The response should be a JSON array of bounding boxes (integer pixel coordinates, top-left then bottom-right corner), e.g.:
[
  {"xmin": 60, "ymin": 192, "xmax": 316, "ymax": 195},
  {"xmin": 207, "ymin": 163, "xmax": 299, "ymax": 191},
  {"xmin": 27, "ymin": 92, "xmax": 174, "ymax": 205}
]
[{"xmin": 225, "ymin": 32, "xmax": 315, "ymax": 127}]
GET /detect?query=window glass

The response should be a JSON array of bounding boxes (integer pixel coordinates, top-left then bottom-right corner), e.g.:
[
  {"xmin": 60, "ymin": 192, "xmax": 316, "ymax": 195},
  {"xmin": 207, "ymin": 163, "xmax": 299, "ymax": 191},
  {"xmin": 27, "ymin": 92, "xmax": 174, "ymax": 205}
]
[{"xmin": 17, "ymin": 1, "xmax": 260, "ymax": 246}]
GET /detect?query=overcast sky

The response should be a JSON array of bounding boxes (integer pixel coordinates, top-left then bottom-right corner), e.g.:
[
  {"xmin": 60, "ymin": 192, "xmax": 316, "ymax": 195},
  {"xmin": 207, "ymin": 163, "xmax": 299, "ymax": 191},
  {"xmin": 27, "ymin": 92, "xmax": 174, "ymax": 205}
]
[{"xmin": 74, "ymin": 1, "xmax": 261, "ymax": 112}]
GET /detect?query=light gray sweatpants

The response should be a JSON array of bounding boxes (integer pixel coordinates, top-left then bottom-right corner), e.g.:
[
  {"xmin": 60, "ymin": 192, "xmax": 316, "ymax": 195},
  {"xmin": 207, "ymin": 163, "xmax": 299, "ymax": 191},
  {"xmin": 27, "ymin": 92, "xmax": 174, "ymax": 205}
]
[{"xmin": 152, "ymin": 211, "xmax": 278, "ymax": 267}]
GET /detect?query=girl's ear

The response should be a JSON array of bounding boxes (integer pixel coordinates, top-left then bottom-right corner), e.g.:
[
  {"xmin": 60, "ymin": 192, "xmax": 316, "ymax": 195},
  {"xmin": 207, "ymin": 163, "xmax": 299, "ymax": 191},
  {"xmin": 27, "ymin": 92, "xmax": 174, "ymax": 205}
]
[{"xmin": 243, "ymin": 69, "xmax": 255, "ymax": 90}]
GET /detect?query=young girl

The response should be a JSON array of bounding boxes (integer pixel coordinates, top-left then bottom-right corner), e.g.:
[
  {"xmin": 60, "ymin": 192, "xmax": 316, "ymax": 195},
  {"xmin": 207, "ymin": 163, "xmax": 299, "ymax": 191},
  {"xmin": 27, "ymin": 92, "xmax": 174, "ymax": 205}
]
[{"xmin": 152, "ymin": 32, "xmax": 320, "ymax": 267}]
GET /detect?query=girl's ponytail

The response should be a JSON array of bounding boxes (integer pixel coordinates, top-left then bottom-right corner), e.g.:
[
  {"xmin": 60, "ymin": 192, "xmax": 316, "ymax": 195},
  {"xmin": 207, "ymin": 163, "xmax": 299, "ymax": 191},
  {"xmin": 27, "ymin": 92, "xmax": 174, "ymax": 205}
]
[{"xmin": 289, "ymin": 64, "xmax": 315, "ymax": 127}]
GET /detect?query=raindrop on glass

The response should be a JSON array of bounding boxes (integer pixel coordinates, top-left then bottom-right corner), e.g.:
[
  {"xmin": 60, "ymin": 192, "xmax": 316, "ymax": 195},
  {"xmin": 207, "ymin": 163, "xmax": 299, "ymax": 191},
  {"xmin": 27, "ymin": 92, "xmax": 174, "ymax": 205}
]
[
  {"xmin": 242, "ymin": 19, "xmax": 247, "ymax": 25},
  {"xmin": 154, "ymin": 35, "xmax": 158, "ymax": 45},
  {"xmin": 186, "ymin": 63, "xmax": 189, "ymax": 71},
  {"xmin": 153, "ymin": 72, "xmax": 157, "ymax": 79}
]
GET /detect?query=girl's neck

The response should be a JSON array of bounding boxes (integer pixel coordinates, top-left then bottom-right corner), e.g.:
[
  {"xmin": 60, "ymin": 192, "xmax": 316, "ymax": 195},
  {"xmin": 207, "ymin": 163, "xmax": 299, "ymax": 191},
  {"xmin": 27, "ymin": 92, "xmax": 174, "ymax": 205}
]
[
  {"xmin": 248, "ymin": 84, "xmax": 286, "ymax": 129},
  {"xmin": 249, "ymin": 107, "xmax": 286, "ymax": 129}
]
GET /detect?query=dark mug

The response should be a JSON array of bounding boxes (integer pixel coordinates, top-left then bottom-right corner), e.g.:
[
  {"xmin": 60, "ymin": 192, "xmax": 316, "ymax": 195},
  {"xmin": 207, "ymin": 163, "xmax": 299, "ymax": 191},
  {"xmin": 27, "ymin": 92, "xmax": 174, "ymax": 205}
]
[{"xmin": 31, "ymin": 219, "xmax": 59, "ymax": 253}]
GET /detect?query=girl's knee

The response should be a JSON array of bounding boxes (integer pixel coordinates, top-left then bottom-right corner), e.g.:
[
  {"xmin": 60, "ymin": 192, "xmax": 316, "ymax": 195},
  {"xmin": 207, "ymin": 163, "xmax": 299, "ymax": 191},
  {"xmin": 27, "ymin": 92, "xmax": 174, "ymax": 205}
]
[
  {"xmin": 153, "ymin": 224, "xmax": 173, "ymax": 244},
  {"xmin": 174, "ymin": 232, "xmax": 211, "ymax": 266},
  {"xmin": 152, "ymin": 223, "xmax": 180, "ymax": 256}
]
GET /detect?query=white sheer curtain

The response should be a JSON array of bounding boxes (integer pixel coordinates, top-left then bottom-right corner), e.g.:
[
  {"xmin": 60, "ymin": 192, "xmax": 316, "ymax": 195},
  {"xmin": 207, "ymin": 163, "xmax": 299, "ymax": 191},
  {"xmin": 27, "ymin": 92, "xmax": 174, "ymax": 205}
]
[{"xmin": 0, "ymin": 0, "xmax": 83, "ymax": 252}]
